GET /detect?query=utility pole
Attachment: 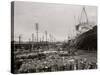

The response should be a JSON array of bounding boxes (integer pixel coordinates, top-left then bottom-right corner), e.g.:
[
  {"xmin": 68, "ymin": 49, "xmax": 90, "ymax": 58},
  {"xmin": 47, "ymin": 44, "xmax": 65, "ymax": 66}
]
[
  {"xmin": 49, "ymin": 34, "xmax": 52, "ymax": 43},
  {"xmin": 39, "ymin": 37, "xmax": 42, "ymax": 43},
  {"xmin": 42, "ymin": 35, "xmax": 44, "ymax": 42},
  {"xmin": 51, "ymin": 35, "xmax": 54, "ymax": 43},
  {"xmin": 45, "ymin": 30, "xmax": 47, "ymax": 42},
  {"xmin": 45, "ymin": 30, "xmax": 48, "ymax": 49},
  {"xmin": 18, "ymin": 34, "xmax": 22, "ymax": 49},
  {"xmin": 19, "ymin": 35, "xmax": 21, "ymax": 44},
  {"xmin": 35, "ymin": 23, "xmax": 39, "ymax": 43},
  {"xmin": 29, "ymin": 38, "xmax": 31, "ymax": 51},
  {"xmin": 35, "ymin": 23, "xmax": 39, "ymax": 50},
  {"xmin": 32, "ymin": 33, "xmax": 34, "ymax": 50}
]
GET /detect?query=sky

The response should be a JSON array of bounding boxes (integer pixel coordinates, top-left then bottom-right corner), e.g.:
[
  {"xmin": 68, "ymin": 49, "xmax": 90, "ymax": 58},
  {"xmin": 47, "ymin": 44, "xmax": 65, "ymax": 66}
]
[{"xmin": 14, "ymin": 1, "xmax": 97, "ymax": 42}]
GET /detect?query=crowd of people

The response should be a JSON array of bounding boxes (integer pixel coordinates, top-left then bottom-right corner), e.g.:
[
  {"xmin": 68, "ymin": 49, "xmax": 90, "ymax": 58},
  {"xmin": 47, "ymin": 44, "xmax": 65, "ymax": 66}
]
[{"xmin": 14, "ymin": 52, "xmax": 97, "ymax": 73}]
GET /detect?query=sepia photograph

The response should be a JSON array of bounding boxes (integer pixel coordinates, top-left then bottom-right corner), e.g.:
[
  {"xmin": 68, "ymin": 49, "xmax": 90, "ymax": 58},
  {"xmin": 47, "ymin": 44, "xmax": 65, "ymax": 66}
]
[{"xmin": 11, "ymin": 1, "xmax": 97, "ymax": 74}]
